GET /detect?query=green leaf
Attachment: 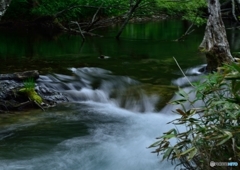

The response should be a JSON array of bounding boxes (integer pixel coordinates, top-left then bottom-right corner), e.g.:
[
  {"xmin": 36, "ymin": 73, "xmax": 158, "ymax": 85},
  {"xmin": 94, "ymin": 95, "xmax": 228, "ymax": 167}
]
[
  {"xmin": 187, "ymin": 109, "xmax": 196, "ymax": 116},
  {"xmin": 177, "ymin": 88, "xmax": 189, "ymax": 99},
  {"xmin": 225, "ymin": 72, "xmax": 240, "ymax": 80},
  {"xmin": 179, "ymin": 147, "xmax": 196, "ymax": 156},
  {"xmin": 231, "ymin": 63, "xmax": 240, "ymax": 73},
  {"xmin": 232, "ymin": 81, "xmax": 240, "ymax": 94},
  {"xmin": 187, "ymin": 147, "xmax": 198, "ymax": 160},
  {"xmin": 216, "ymin": 136, "xmax": 231, "ymax": 146},
  {"xmin": 211, "ymin": 134, "xmax": 226, "ymax": 140},
  {"xmin": 236, "ymin": 145, "xmax": 240, "ymax": 150},
  {"xmin": 162, "ymin": 147, "xmax": 174, "ymax": 161},
  {"xmin": 173, "ymin": 121, "xmax": 187, "ymax": 125},
  {"xmin": 148, "ymin": 140, "xmax": 162, "ymax": 148},
  {"xmin": 170, "ymin": 99, "xmax": 187, "ymax": 105},
  {"xmin": 216, "ymin": 131, "xmax": 233, "ymax": 146},
  {"xmin": 163, "ymin": 134, "xmax": 176, "ymax": 139},
  {"xmin": 163, "ymin": 128, "xmax": 177, "ymax": 135}
]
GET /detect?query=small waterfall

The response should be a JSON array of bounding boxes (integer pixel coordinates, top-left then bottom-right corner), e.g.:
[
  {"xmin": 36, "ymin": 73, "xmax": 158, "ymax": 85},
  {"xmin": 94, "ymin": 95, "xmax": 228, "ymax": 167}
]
[
  {"xmin": 162, "ymin": 64, "xmax": 205, "ymax": 113},
  {"xmin": 0, "ymin": 65, "xmax": 206, "ymax": 170},
  {"xmin": 37, "ymin": 67, "xmax": 159, "ymax": 113}
]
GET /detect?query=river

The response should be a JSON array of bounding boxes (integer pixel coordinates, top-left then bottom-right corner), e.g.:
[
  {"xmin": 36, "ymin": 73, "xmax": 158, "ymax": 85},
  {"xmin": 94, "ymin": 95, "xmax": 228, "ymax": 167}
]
[{"xmin": 0, "ymin": 20, "xmax": 239, "ymax": 170}]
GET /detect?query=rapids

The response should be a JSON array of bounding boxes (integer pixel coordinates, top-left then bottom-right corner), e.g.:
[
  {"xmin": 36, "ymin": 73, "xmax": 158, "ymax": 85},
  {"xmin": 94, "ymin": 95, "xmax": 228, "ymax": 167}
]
[{"xmin": 0, "ymin": 66, "xmax": 203, "ymax": 170}]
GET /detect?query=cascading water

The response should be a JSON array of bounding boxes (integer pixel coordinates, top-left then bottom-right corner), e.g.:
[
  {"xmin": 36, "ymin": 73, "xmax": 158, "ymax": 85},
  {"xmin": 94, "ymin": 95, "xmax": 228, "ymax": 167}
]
[
  {"xmin": 37, "ymin": 67, "xmax": 159, "ymax": 113},
  {"xmin": 0, "ymin": 66, "xmax": 204, "ymax": 170}
]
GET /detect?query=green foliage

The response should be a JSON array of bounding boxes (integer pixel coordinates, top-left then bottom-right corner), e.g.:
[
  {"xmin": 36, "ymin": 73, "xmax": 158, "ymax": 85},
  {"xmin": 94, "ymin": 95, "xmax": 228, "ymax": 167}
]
[
  {"xmin": 156, "ymin": 0, "xmax": 207, "ymax": 26},
  {"xmin": 23, "ymin": 78, "xmax": 35, "ymax": 91},
  {"xmin": 4, "ymin": 0, "xmax": 207, "ymax": 25},
  {"xmin": 31, "ymin": 0, "xmax": 82, "ymax": 20},
  {"xmin": 19, "ymin": 78, "xmax": 43, "ymax": 104},
  {"xmin": 4, "ymin": 0, "xmax": 130, "ymax": 21},
  {"xmin": 149, "ymin": 63, "xmax": 240, "ymax": 169},
  {"xmin": 134, "ymin": 0, "xmax": 160, "ymax": 17}
]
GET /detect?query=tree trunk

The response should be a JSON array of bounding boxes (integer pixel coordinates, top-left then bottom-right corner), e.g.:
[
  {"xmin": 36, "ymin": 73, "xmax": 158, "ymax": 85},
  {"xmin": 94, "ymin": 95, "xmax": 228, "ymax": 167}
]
[
  {"xmin": 199, "ymin": 0, "xmax": 234, "ymax": 72},
  {"xmin": 0, "ymin": 0, "xmax": 11, "ymax": 20}
]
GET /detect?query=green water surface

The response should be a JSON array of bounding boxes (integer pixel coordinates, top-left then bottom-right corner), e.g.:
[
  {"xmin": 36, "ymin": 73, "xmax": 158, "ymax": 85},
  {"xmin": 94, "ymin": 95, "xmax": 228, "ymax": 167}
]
[{"xmin": 0, "ymin": 20, "xmax": 205, "ymax": 85}]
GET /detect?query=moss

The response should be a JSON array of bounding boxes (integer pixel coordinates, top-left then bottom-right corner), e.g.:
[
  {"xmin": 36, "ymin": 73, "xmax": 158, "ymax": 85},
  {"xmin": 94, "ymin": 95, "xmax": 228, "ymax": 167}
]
[
  {"xmin": 198, "ymin": 47, "xmax": 208, "ymax": 53},
  {"xmin": 19, "ymin": 88, "xmax": 43, "ymax": 104}
]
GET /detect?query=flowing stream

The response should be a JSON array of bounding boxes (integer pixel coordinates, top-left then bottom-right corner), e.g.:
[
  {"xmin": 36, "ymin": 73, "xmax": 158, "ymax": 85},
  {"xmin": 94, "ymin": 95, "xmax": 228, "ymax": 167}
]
[
  {"xmin": 0, "ymin": 66, "xmax": 204, "ymax": 170},
  {"xmin": 0, "ymin": 19, "xmax": 239, "ymax": 170}
]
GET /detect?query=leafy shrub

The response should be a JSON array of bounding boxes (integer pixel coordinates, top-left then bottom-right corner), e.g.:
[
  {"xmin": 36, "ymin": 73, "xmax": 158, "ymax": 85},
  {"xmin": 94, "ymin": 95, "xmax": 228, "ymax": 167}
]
[
  {"xmin": 149, "ymin": 63, "xmax": 240, "ymax": 169},
  {"xmin": 155, "ymin": 0, "xmax": 207, "ymax": 26},
  {"xmin": 4, "ymin": 0, "xmax": 130, "ymax": 21}
]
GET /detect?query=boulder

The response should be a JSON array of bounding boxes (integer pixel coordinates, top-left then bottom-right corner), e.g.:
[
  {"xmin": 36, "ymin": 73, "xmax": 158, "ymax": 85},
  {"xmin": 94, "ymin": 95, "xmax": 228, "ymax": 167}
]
[{"xmin": 0, "ymin": 71, "xmax": 68, "ymax": 113}]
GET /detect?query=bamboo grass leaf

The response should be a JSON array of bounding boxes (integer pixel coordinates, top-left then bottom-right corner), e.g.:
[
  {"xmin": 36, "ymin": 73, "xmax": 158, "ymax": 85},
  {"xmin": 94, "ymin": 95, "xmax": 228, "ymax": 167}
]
[
  {"xmin": 163, "ymin": 128, "xmax": 177, "ymax": 135},
  {"xmin": 162, "ymin": 147, "xmax": 174, "ymax": 161},
  {"xmin": 148, "ymin": 140, "xmax": 162, "ymax": 148},
  {"xmin": 216, "ymin": 131, "xmax": 233, "ymax": 146},
  {"xmin": 163, "ymin": 134, "xmax": 176, "ymax": 139},
  {"xmin": 179, "ymin": 147, "xmax": 196, "ymax": 156},
  {"xmin": 187, "ymin": 147, "xmax": 198, "ymax": 160},
  {"xmin": 231, "ymin": 63, "xmax": 240, "ymax": 73},
  {"xmin": 177, "ymin": 88, "xmax": 189, "ymax": 99},
  {"xmin": 171, "ymin": 99, "xmax": 187, "ymax": 105}
]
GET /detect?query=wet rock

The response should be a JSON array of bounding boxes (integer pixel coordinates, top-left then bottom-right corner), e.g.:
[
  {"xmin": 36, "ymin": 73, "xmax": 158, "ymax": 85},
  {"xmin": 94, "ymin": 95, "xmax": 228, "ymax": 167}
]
[
  {"xmin": 13, "ymin": 70, "xmax": 39, "ymax": 80},
  {"xmin": 110, "ymin": 84, "xmax": 177, "ymax": 112},
  {"xmin": 198, "ymin": 66, "xmax": 207, "ymax": 74},
  {"xmin": 0, "ymin": 71, "xmax": 69, "ymax": 112},
  {"xmin": 0, "ymin": 80, "xmax": 22, "ymax": 99},
  {"xmin": 35, "ymin": 86, "xmax": 68, "ymax": 104},
  {"xmin": 0, "ymin": 70, "xmax": 39, "ymax": 81}
]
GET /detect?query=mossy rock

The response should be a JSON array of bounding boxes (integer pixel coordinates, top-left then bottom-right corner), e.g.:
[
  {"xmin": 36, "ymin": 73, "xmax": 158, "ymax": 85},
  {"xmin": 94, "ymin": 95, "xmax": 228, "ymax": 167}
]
[
  {"xmin": 140, "ymin": 84, "xmax": 177, "ymax": 110},
  {"xmin": 19, "ymin": 88, "xmax": 43, "ymax": 104},
  {"xmin": 110, "ymin": 84, "xmax": 177, "ymax": 112}
]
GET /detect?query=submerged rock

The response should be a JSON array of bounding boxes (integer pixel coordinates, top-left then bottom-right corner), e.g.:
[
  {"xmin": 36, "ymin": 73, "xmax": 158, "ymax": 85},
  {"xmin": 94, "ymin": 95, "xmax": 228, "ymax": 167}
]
[{"xmin": 110, "ymin": 84, "xmax": 177, "ymax": 112}]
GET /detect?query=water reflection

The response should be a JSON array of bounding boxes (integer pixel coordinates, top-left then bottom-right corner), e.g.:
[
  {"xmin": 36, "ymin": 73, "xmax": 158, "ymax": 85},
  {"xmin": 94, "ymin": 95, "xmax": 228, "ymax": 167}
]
[{"xmin": 0, "ymin": 20, "xmax": 204, "ymax": 85}]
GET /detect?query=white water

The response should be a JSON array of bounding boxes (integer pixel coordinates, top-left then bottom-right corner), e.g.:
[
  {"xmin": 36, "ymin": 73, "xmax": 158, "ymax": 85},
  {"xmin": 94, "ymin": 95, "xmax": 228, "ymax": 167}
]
[{"xmin": 0, "ymin": 67, "xmax": 204, "ymax": 170}]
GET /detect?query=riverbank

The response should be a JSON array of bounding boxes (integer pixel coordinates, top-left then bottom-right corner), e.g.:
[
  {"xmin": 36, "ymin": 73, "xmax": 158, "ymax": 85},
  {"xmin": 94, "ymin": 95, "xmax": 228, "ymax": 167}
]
[{"xmin": 0, "ymin": 14, "xmax": 169, "ymax": 37}]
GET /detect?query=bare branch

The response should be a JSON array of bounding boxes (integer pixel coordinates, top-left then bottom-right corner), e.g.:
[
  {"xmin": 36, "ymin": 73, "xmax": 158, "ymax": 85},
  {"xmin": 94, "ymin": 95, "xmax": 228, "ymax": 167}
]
[
  {"xmin": 173, "ymin": 23, "xmax": 195, "ymax": 41},
  {"xmin": 69, "ymin": 21, "xmax": 85, "ymax": 40},
  {"xmin": 173, "ymin": 57, "xmax": 195, "ymax": 88},
  {"xmin": 86, "ymin": 3, "xmax": 103, "ymax": 32}
]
